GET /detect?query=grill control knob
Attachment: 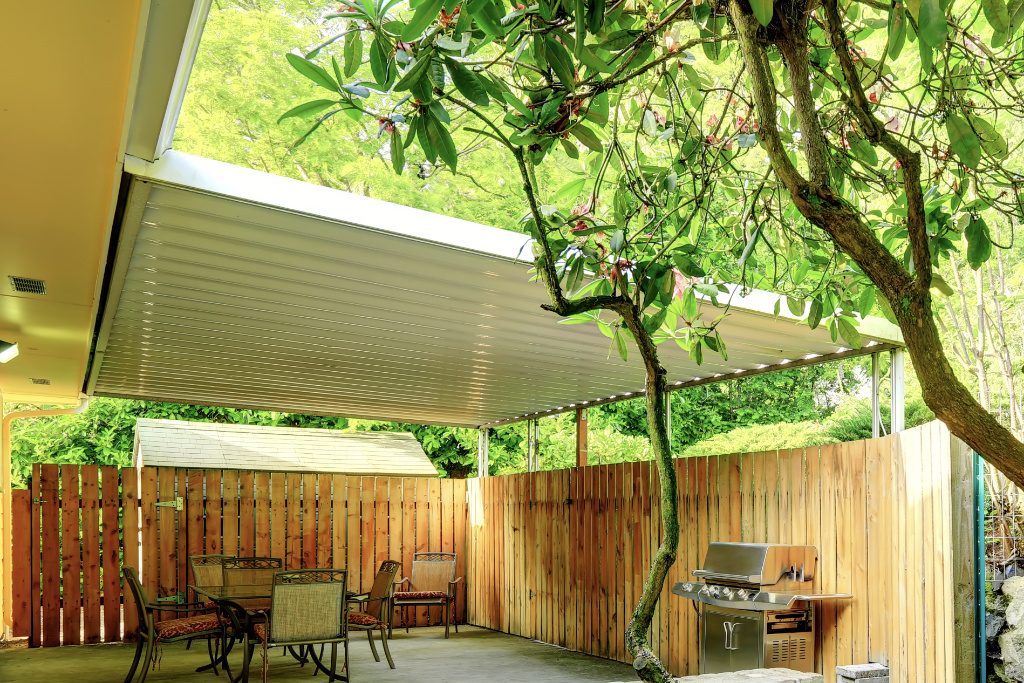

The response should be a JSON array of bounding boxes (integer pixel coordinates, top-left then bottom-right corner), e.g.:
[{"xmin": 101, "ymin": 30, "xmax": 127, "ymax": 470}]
[
  {"xmin": 736, "ymin": 589, "xmax": 750, "ymax": 600},
  {"xmin": 707, "ymin": 585, "xmax": 720, "ymax": 598},
  {"xmin": 721, "ymin": 588, "xmax": 734, "ymax": 600},
  {"xmin": 682, "ymin": 583, "xmax": 694, "ymax": 593}
]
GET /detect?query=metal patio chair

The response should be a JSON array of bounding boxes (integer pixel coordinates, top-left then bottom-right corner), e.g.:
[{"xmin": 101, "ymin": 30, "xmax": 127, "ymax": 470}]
[
  {"xmin": 392, "ymin": 552, "xmax": 462, "ymax": 638},
  {"xmin": 243, "ymin": 569, "xmax": 350, "ymax": 683},
  {"xmin": 347, "ymin": 559, "xmax": 400, "ymax": 668},
  {"xmin": 190, "ymin": 554, "xmax": 230, "ymax": 591},
  {"xmin": 223, "ymin": 556, "xmax": 283, "ymax": 586},
  {"xmin": 122, "ymin": 567, "xmax": 224, "ymax": 683}
]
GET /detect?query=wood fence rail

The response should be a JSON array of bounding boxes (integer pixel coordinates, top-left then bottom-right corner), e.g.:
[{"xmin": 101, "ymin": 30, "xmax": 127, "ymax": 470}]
[
  {"xmin": 465, "ymin": 422, "xmax": 976, "ymax": 681},
  {"xmin": 12, "ymin": 466, "xmax": 466, "ymax": 647}
]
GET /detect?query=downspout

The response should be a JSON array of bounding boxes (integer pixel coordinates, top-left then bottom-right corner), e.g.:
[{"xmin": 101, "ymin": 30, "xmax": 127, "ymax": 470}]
[{"xmin": 0, "ymin": 396, "xmax": 89, "ymax": 639}]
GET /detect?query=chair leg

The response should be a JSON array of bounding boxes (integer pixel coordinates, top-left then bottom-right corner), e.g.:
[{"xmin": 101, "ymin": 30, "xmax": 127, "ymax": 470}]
[
  {"xmin": 329, "ymin": 643, "xmax": 338, "ymax": 682},
  {"xmin": 404, "ymin": 605, "xmax": 410, "ymax": 634},
  {"xmin": 136, "ymin": 636, "xmax": 156, "ymax": 683},
  {"xmin": 123, "ymin": 636, "xmax": 146, "ymax": 683},
  {"xmin": 365, "ymin": 627, "xmax": 380, "ymax": 662},
  {"xmin": 453, "ymin": 595, "xmax": 459, "ymax": 634},
  {"xmin": 444, "ymin": 602, "xmax": 450, "ymax": 639},
  {"xmin": 380, "ymin": 625, "xmax": 395, "ymax": 669},
  {"xmin": 206, "ymin": 636, "xmax": 220, "ymax": 675}
]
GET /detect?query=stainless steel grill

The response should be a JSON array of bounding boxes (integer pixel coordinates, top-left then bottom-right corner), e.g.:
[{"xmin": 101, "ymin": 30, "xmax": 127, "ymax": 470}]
[{"xmin": 673, "ymin": 542, "xmax": 851, "ymax": 674}]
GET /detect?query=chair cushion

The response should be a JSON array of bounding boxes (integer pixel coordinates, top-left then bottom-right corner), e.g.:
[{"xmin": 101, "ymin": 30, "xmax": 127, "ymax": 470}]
[
  {"xmin": 253, "ymin": 623, "xmax": 268, "ymax": 643},
  {"xmin": 394, "ymin": 590, "xmax": 447, "ymax": 601},
  {"xmin": 154, "ymin": 613, "xmax": 222, "ymax": 639},
  {"xmin": 347, "ymin": 611, "xmax": 383, "ymax": 627}
]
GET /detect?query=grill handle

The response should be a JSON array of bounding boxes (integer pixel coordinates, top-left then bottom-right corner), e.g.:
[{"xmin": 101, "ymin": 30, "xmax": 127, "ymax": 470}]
[{"xmin": 693, "ymin": 569, "xmax": 759, "ymax": 583}]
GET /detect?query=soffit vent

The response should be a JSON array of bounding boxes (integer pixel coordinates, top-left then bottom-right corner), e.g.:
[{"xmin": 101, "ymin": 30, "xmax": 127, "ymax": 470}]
[
  {"xmin": 9, "ymin": 276, "xmax": 47, "ymax": 295},
  {"xmin": 30, "ymin": 378, "xmax": 51, "ymax": 385}
]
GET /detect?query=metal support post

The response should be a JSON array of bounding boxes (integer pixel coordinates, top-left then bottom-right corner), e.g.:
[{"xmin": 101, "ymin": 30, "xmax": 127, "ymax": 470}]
[
  {"xmin": 871, "ymin": 352, "xmax": 882, "ymax": 438},
  {"xmin": 526, "ymin": 419, "xmax": 539, "ymax": 472},
  {"xmin": 477, "ymin": 428, "xmax": 490, "ymax": 478},
  {"xmin": 890, "ymin": 348, "xmax": 906, "ymax": 433}
]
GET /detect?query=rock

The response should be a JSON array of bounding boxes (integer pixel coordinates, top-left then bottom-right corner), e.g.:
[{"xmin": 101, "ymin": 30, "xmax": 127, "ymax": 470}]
[
  {"xmin": 1003, "ymin": 577, "xmax": 1024, "ymax": 628},
  {"xmin": 999, "ymin": 629, "xmax": 1024, "ymax": 682},
  {"xmin": 990, "ymin": 613, "xmax": 1008, "ymax": 641}
]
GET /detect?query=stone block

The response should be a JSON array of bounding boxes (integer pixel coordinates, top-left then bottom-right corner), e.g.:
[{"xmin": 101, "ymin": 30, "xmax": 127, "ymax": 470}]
[{"xmin": 835, "ymin": 663, "xmax": 889, "ymax": 682}]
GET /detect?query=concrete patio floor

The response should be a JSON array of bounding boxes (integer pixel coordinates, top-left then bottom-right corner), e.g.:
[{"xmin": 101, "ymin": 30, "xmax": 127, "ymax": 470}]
[{"xmin": 0, "ymin": 626, "xmax": 636, "ymax": 682}]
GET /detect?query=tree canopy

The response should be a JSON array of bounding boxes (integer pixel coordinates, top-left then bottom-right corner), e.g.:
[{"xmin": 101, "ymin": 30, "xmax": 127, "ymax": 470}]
[{"xmin": 268, "ymin": 0, "xmax": 1024, "ymax": 678}]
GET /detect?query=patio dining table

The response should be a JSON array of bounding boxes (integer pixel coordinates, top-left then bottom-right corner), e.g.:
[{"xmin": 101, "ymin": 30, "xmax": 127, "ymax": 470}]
[{"xmin": 191, "ymin": 583, "xmax": 356, "ymax": 682}]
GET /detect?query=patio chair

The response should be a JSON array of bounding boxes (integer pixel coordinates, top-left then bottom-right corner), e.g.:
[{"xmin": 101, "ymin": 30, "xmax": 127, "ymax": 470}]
[
  {"xmin": 245, "ymin": 569, "xmax": 350, "ymax": 683},
  {"xmin": 191, "ymin": 554, "xmax": 230, "ymax": 590},
  {"xmin": 223, "ymin": 556, "xmax": 284, "ymax": 586},
  {"xmin": 122, "ymin": 567, "xmax": 224, "ymax": 683},
  {"xmin": 347, "ymin": 559, "xmax": 400, "ymax": 668},
  {"xmin": 392, "ymin": 552, "xmax": 462, "ymax": 638}
]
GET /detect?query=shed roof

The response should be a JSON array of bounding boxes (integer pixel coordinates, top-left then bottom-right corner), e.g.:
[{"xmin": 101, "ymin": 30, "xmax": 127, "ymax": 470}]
[{"xmin": 133, "ymin": 418, "xmax": 438, "ymax": 476}]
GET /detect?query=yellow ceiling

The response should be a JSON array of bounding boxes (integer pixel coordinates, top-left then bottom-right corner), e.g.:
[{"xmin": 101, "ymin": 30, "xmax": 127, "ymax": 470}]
[{"xmin": 0, "ymin": 2, "xmax": 143, "ymax": 405}]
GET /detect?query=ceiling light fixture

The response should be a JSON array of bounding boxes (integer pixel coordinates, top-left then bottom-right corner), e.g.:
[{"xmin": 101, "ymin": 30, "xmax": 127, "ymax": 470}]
[{"xmin": 0, "ymin": 340, "xmax": 19, "ymax": 363}]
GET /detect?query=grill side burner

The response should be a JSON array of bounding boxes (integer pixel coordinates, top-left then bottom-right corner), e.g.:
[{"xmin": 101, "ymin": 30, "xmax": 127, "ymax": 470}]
[{"xmin": 672, "ymin": 542, "xmax": 851, "ymax": 674}]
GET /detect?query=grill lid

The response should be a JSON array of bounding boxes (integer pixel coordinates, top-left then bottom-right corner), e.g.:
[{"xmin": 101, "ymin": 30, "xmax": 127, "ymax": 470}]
[{"xmin": 692, "ymin": 542, "xmax": 817, "ymax": 586}]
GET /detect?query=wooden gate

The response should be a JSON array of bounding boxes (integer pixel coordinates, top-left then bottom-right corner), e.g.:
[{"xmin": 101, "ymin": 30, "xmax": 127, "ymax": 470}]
[{"xmin": 12, "ymin": 464, "xmax": 466, "ymax": 647}]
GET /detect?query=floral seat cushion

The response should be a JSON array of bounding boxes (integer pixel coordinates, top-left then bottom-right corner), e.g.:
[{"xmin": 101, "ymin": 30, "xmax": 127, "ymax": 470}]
[
  {"xmin": 393, "ymin": 590, "xmax": 448, "ymax": 601},
  {"xmin": 347, "ymin": 611, "xmax": 383, "ymax": 627},
  {"xmin": 253, "ymin": 623, "xmax": 268, "ymax": 643},
  {"xmin": 154, "ymin": 613, "xmax": 222, "ymax": 639}
]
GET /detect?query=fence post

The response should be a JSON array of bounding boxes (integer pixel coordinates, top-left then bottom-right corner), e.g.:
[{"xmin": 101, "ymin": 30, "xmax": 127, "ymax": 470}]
[
  {"xmin": 951, "ymin": 433, "xmax": 979, "ymax": 683},
  {"xmin": 575, "ymin": 407, "xmax": 588, "ymax": 467},
  {"xmin": 890, "ymin": 349, "xmax": 905, "ymax": 433}
]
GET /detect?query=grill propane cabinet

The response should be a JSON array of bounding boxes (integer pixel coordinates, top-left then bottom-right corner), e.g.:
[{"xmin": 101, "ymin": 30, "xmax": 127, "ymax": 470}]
[{"xmin": 672, "ymin": 542, "xmax": 851, "ymax": 674}]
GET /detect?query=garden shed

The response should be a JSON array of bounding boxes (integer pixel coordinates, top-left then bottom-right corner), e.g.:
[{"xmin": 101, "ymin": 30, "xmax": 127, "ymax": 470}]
[{"xmin": 133, "ymin": 419, "xmax": 437, "ymax": 477}]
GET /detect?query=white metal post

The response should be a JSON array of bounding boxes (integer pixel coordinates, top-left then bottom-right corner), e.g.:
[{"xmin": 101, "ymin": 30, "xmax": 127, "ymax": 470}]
[
  {"xmin": 477, "ymin": 428, "xmax": 490, "ymax": 478},
  {"xmin": 526, "ymin": 419, "xmax": 539, "ymax": 472},
  {"xmin": 890, "ymin": 349, "xmax": 906, "ymax": 433},
  {"xmin": 871, "ymin": 352, "xmax": 882, "ymax": 438}
]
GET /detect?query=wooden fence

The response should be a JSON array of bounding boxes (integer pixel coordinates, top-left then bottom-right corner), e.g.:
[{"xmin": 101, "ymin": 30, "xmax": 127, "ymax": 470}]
[
  {"xmin": 12, "ymin": 466, "xmax": 466, "ymax": 647},
  {"xmin": 466, "ymin": 422, "xmax": 976, "ymax": 681}
]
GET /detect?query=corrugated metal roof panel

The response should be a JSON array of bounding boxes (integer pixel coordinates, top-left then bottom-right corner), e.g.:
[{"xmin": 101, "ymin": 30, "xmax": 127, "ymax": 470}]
[
  {"xmin": 133, "ymin": 418, "xmax": 438, "ymax": 476},
  {"xmin": 90, "ymin": 152, "xmax": 903, "ymax": 427}
]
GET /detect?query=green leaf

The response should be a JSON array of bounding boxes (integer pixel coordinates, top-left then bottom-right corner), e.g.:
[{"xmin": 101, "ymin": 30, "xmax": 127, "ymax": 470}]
[
  {"xmin": 586, "ymin": 0, "xmax": 605, "ymax": 33},
  {"xmin": 931, "ymin": 273, "xmax": 954, "ymax": 296},
  {"xmin": 544, "ymin": 36, "xmax": 576, "ymax": 88},
  {"xmin": 969, "ymin": 115, "xmax": 1008, "ymax": 160},
  {"xmin": 945, "ymin": 115, "xmax": 981, "ymax": 169},
  {"xmin": 570, "ymin": 124, "xmax": 602, "ymax": 152},
  {"xmin": 613, "ymin": 326, "xmax": 628, "ymax": 362},
  {"xmin": 402, "ymin": 0, "xmax": 445, "ymax": 41},
  {"xmin": 445, "ymin": 58, "xmax": 489, "ymax": 106},
  {"xmin": 918, "ymin": 0, "xmax": 947, "ymax": 48},
  {"xmin": 983, "ymin": 0, "xmax": 1011, "ymax": 33},
  {"xmin": 277, "ymin": 99, "xmax": 337, "ymax": 123},
  {"xmin": 785, "ymin": 296, "xmax": 806, "ymax": 317},
  {"xmin": 390, "ymin": 127, "xmax": 405, "ymax": 174},
  {"xmin": 344, "ymin": 29, "xmax": 363, "ymax": 77},
  {"xmin": 807, "ymin": 298, "xmax": 823, "ymax": 330},
  {"xmin": 750, "ymin": 0, "xmax": 774, "ymax": 26},
  {"xmin": 369, "ymin": 36, "xmax": 392, "ymax": 87},
  {"xmin": 424, "ymin": 112, "xmax": 459, "ymax": 171},
  {"xmin": 837, "ymin": 317, "xmax": 862, "ymax": 349},
  {"xmin": 965, "ymin": 216, "xmax": 993, "ymax": 269},
  {"xmin": 888, "ymin": 3, "xmax": 907, "ymax": 58},
  {"xmin": 394, "ymin": 52, "xmax": 434, "ymax": 91},
  {"xmin": 285, "ymin": 53, "xmax": 339, "ymax": 92},
  {"xmin": 673, "ymin": 253, "xmax": 705, "ymax": 278}
]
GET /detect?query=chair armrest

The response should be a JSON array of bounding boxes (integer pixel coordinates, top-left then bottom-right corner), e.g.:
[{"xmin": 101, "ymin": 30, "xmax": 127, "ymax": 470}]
[
  {"xmin": 348, "ymin": 593, "xmax": 369, "ymax": 603},
  {"xmin": 394, "ymin": 577, "xmax": 410, "ymax": 588},
  {"xmin": 448, "ymin": 577, "xmax": 463, "ymax": 596}
]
